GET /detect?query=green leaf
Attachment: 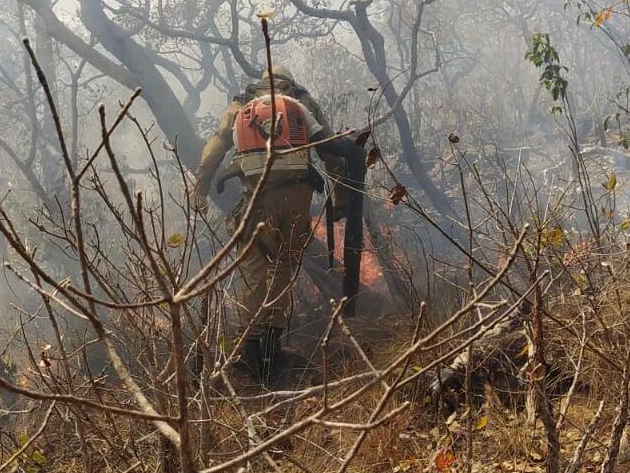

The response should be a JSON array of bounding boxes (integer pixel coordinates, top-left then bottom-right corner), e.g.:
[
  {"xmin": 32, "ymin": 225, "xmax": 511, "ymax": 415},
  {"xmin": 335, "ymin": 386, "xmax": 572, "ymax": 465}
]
[
  {"xmin": 574, "ymin": 273, "xmax": 588, "ymax": 288},
  {"xmin": 17, "ymin": 432, "xmax": 28, "ymax": 446},
  {"xmin": 603, "ymin": 173, "xmax": 617, "ymax": 191},
  {"xmin": 217, "ymin": 334, "xmax": 235, "ymax": 353},
  {"xmin": 525, "ymin": 34, "xmax": 569, "ymax": 102},
  {"xmin": 31, "ymin": 449, "xmax": 47, "ymax": 465},
  {"xmin": 167, "ymin": 233, "xmax": 184, "ymax": 249}
]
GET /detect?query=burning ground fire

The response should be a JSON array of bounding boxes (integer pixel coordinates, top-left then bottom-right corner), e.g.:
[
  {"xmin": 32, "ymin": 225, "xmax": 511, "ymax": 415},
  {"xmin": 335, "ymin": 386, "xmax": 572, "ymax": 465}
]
[{"xmin": 312, "ymin": 218, "xmax": 384, "ymax": 287}]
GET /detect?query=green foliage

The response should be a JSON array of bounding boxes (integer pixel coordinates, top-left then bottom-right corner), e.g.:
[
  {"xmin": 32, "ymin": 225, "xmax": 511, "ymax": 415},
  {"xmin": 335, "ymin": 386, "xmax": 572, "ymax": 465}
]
[
  {"xmin": 603, "ymin": 112, "xmax": 621, "ymax": 132},
  {"xmin": 525, "ymin": 34, "xmax": 569, "ymax": 102},
  {"xmin": 10, "ymin": 432, "xmax": 47, "ymax": 473},
  {"xmin": 603, "ymin": 92, "xmax": 630, "ymax": 150},
  {"xmin": 217, "ymin": 334, "xmax": 235, "ymax": 352}
]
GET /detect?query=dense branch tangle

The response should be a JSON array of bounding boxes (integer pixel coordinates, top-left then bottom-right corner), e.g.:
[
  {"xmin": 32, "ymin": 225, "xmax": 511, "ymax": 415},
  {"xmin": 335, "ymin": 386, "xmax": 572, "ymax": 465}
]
[
  {"xmin": 0, "ymin": 33, "xmax": 534, "ymax": 473},
  {"xmin": 0, "ymin": 82, "xmax": 531, "ymax": 469},
  {"xmin": 1, "ymin": 2, "xmax": 613, "ymax": 473}
]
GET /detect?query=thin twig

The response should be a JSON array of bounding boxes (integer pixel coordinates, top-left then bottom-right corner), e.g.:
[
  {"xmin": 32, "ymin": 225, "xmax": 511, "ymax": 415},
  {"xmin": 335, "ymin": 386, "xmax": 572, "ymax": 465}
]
[
  {"xmin": 0, "ymin": 376, "xmax": 175, "ymax": 421},
  {"xmin": 565, "ymin": 401, "xmax": 605, "ymax": 473},
  {"xmin": 0, "ymin": 402, "xmax": 56, "ymax": 472},
  {"xmin": 601, "ymin": 348, "xmax": 630, "ymax": 473}
]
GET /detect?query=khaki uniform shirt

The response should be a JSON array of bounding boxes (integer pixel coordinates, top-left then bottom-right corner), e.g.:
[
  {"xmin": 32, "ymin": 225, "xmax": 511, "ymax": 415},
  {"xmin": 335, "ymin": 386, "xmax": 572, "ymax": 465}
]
[{"xmin": 193, "ymin": 88, "xmax": 346, "ymax": 206}]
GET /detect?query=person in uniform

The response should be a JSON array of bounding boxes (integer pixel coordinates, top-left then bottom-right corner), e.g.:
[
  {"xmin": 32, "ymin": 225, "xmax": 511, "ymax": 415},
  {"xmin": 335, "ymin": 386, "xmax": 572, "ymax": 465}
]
[{"xmin": 192, "ymin": 66, "xmax": 364, "ymax": 387}]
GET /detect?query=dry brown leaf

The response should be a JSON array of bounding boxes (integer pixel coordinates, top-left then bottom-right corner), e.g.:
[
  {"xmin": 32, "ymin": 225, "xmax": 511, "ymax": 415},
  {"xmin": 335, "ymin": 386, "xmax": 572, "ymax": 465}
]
[
  {"xmin": 256, "ymin": 11, "xmax": 275, "ymax": 19},
  {"xmin": 527, "ymin": 362, "xmax": 547, "ymax": 382},
  {"xmin": 366, "ymin": 146, "xmax": 381, "ymax": 168},
  {"xmin": 355, "ymin": 130, "xmax": 371, "ymax": 148},
  {"xmin": 167, "ymin": 233, "xmax": 184, "ymax": 249},
  {"xmin": 389, "ymin": 184, "xmax": 407, "ymax": 205},
  {"xmin": 475, "ymin": 416, "xmax": 488, "ymax": 430}
]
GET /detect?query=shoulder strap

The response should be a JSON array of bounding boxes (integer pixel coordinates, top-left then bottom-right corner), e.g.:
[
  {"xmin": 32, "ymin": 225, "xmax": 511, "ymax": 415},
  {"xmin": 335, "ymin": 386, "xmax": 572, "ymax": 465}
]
[
  {"xmin": 233, "ymin": 83, "xmax": 257, "ymax": 104},
  {"xmin": 292, "ymin": 82, "xmax": 309, "ymax": 98}
]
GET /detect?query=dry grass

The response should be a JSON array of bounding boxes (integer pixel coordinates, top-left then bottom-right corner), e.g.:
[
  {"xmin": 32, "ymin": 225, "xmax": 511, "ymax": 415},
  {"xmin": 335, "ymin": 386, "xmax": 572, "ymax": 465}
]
[{"xmin": 8, "ymin": 271, "xmax": 630, "ymax": 473}]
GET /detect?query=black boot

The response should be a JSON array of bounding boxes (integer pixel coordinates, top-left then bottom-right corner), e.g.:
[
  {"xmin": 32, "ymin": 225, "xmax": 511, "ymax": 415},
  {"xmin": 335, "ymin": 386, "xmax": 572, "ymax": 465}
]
[
  {"xmin": 235, "ymin": 338, "xmax": 262, "ymax": 382},
  {"xmin": 261, "ymin": 327, "xmax": 287, "ymax": 389}
]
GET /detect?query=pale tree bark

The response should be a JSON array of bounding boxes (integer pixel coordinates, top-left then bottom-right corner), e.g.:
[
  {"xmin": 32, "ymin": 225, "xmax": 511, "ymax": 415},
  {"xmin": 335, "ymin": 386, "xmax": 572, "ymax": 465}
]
[
  {"xmin": 77, "ymin": 0, "xmax": 204, "ymax": 169},
  {"xmin": 13, "ymin": 0, "xmax": 376, "ymax": 305},
  {"xmin": 19, "ymin": 0, "xmax": 138, "ymax": 89},
  {"xmin": 18, "ymin": 0, "xmax": 254, "ymax": 170},
  {"xmin": 35, "ymin": 1, "xmax": 62, "ymax": 196},
  {"xmin": 290, "ymin": 0, "xmax": 462, "ymax": 233}
]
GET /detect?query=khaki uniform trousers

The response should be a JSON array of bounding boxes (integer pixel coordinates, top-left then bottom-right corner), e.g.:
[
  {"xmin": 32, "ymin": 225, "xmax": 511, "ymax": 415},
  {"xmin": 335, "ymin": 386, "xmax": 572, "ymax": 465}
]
[{"xmin": 231, "ymin": 179, "xmax": 313, "ymax": 339}]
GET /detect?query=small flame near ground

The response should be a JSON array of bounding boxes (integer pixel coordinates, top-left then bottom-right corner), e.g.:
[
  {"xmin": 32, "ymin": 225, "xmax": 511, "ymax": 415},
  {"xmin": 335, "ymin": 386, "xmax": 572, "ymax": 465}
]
[{"xmin": 312, "ymin": 218, "xmax": 384, "ymax": 287}]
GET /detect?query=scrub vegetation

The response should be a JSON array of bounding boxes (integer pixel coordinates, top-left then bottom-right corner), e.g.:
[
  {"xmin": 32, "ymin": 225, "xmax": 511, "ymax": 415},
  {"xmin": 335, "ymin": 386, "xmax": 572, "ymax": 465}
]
[{"xmin": 2, "ymin": 1, "xmax": 630, "ymax": 472}]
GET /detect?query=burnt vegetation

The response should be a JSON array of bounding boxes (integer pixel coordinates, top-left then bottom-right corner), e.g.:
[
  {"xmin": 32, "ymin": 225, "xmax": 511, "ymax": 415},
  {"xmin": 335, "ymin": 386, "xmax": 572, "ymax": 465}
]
[{"xmin": 2, "ymin": 1, "xmax": 630, "ymax": 472}]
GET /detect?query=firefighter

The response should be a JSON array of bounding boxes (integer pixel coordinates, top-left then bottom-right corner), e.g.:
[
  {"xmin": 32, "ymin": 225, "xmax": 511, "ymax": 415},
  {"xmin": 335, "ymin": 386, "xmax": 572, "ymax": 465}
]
[{"xmin": 192, "ymin": 67, "xmax": 365, "ymax": 388}]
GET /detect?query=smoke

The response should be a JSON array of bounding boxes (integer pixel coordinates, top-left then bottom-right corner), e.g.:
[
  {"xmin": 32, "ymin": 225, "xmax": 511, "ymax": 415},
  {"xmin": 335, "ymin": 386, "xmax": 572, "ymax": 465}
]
[{"xmin": 1, "ymin": 0, "xmax": 629, "ymax": 356}]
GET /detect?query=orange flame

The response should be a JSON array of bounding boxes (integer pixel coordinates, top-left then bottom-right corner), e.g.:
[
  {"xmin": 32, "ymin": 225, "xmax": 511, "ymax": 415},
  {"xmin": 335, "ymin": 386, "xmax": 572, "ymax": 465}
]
[{"xmin": 312, "ymin": 218, "xmax": 383, "ymax": 286}]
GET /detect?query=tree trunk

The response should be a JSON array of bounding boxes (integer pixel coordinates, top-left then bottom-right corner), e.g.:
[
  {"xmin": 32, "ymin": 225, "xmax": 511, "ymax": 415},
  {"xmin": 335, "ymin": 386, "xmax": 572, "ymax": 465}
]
[
  {"xmin": 351, "ymin": 5, "xmax": 465, "ymax": 243},
  {"xmin": 35, "ymin": 3, "xmax": 65, "ymax": 202},
  {"xmin": 77, "ymin": 0, "xmax": 204, "ymax": 169}
]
